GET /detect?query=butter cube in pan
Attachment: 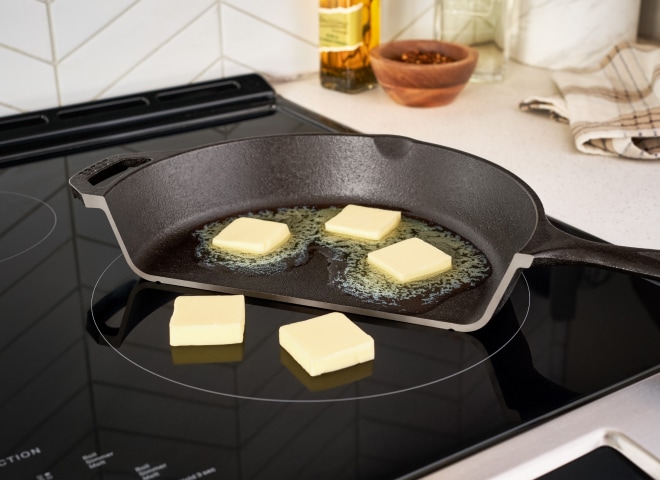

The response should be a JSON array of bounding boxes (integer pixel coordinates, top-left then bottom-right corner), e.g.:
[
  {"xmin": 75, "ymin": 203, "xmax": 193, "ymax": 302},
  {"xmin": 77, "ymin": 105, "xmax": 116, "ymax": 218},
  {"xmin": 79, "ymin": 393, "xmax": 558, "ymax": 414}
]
[
  {"xmin": 279, "ymin": 312, "xmax": 375, "ymax": 377},
  {"xmin": 368, "ymin": 237, "xmax": 452, "ymax": 282},
  {"xmin": 325, "ymin": 204, "xmax": 401, "ymax": 240},
  {"xmin": 169, "ymin": 295, "xmax": 245, "ymax": 346},
  {"xmin": 212, "ymin": 217, "xmax": 291, "ymax": 254}
]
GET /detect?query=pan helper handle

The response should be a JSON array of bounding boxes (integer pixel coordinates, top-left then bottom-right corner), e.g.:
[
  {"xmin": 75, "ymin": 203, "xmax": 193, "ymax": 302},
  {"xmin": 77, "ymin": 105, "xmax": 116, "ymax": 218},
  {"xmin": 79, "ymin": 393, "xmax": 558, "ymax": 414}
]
[
  {"xmin": 69, "ymin": 150, "xmax": 175, "ymax": 207},
  {"xmin": 522, "ymin": 220, "xmax": 660, "ymax": 282}
]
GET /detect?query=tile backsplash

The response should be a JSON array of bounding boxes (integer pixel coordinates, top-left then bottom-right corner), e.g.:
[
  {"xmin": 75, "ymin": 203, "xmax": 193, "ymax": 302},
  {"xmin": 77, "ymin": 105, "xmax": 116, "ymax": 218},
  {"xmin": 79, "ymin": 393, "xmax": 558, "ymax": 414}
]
[
  {"xmin": 0, "ymin": 0, "xmax": 434, "ymax": 117},
  {"xmin": 1, "ymin": 0, "xmax": 658, "ymax": 119}
]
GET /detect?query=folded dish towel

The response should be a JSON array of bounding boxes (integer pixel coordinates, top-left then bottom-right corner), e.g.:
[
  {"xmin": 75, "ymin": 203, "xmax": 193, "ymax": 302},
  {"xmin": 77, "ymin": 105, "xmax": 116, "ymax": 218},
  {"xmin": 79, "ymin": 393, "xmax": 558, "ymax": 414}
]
[{"xmin": 520, "ymin": 42, "xmax": 660, "ymax": 160}]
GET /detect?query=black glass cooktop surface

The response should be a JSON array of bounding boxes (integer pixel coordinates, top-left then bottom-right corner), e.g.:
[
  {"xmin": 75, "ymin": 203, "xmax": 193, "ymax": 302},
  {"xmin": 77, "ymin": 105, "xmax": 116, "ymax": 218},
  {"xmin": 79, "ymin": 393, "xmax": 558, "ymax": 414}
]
[{"xmin": 1, "ymin": 75, "xmax": 659, "ymax": 480}]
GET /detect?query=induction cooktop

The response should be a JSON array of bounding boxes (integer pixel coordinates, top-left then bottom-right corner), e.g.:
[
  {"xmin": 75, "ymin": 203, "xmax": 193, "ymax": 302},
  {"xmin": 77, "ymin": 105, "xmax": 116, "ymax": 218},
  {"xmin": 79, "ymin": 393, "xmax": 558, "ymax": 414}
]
[{"xmin": 1, "ymin": 74, "xmax": 658, "ymax": 480}]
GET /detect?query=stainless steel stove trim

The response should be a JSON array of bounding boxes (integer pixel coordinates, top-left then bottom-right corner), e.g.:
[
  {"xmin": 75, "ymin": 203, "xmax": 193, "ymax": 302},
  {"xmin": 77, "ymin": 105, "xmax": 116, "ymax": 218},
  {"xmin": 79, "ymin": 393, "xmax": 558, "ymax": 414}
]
[{"xmin": 422, "ymin": 371, "xmax": 660, "ymax": 479}]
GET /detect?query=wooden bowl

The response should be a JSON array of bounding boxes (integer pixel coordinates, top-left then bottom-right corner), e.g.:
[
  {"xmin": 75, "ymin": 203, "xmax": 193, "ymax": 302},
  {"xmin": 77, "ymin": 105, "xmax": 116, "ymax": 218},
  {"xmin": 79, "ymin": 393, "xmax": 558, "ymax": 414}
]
[{"xmin": 370, "ymin": 40, "xmax": 478, "ymax": 107}]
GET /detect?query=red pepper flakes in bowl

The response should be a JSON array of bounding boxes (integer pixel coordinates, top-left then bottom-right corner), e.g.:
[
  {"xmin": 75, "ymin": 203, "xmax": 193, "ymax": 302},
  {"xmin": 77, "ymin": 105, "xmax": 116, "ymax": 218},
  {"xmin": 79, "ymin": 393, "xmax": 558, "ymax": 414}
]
[{"xmin": 399, "ymin": 50, "xmax": 456, "ymax": 65}]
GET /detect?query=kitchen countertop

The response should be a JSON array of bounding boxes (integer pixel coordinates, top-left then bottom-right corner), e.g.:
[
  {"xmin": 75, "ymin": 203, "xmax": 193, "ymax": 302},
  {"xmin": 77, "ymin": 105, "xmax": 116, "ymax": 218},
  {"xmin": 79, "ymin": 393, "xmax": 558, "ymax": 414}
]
[{"xmin": 274, "ymin": 62, "xmax": 659, "ymax": 251}]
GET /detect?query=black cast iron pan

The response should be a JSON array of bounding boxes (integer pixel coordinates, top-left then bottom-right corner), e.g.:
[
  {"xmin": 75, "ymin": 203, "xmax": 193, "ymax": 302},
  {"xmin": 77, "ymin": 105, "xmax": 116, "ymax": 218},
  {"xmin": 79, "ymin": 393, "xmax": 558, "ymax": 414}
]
[{"xmin": 69, "ymin": 134, "xmax": 660, "ymax": 331}]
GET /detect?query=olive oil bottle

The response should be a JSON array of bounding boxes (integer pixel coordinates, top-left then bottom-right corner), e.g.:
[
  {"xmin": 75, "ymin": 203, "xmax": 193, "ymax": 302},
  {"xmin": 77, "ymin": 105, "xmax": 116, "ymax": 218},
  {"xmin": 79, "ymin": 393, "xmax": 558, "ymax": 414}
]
[{"xmin": 319, "ymin": 0, "xmax": 380, "ymax": 93}]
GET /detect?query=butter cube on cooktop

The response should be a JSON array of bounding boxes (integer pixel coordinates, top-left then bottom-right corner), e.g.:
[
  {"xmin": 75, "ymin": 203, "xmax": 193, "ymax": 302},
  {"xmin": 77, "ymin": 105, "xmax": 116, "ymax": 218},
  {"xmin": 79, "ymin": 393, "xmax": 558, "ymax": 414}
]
[
  {"xmin": 169, "ymin": 295, "xmax": 245, "ymax": 346},
  {"xmin": 367, "ymin": 237, "xmax": 452, "ymax": 283},
  {"xmin": 325, "ymin": 204, "xmax": 401, "ymax": 240},
  {"xmin": 212, "ymin": 217, "xmax": 291, "ymax": 254},
  {"xmin": 279, "ymin": 312, "xmax": 375, "ymax": 377}
]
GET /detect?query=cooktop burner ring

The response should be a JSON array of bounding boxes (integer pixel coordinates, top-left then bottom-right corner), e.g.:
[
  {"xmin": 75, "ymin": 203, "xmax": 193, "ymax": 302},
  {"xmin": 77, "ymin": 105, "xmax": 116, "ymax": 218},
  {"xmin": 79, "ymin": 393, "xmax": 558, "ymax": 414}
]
[
  {"xmin": 0, "ymin": 190, "xmax": 57, "ymax": 263},
  {"xmin": 90, "ymin": 253, "xmax": 532, "ymax": 403}
]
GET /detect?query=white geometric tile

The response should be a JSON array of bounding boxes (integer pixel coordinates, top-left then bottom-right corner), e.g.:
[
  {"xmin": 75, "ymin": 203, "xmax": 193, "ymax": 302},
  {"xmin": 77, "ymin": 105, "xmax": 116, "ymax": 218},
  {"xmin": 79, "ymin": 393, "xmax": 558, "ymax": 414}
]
[
  {"xmin": 57, "ymin": 0, "xmax": 216, "ymax": 105},
  {"xmin": 101, "ymin": 5, "xmax": 222, "ymax": 98},
  {"xmin": 399, "ymin": 7, "xmax": 435, "ymax": 40},
  {"xmin": 223, "ymin": 0, "xmax": 318, "ymax": 45},
  {"xmin": 0, "ymin": 0, "xmax": 51, "ymax": 61},
  {"xmin": 195, "ymin": 58, "xmax": 225, "ymax": 82},
  {"xmin": 0, "ymin": 47, "xmax": 58, "ymax": 111},
  {"xmin": 50, "ymin": 0, "xmax": 135, "ymax": 60},
  {"xmin": 0, "ymin": 104, "xmax": 21, "ymax": 118},
  {"xmin": 220, "ymin": 58, "xmax": 255, "ymax": 79},
  {"xmin": 382, "ymin": 0, "xmax": 435, "ymax": 41},
  {"xmin": 220, "ymin": 4, "xmax": 318, "ymax": 81}
]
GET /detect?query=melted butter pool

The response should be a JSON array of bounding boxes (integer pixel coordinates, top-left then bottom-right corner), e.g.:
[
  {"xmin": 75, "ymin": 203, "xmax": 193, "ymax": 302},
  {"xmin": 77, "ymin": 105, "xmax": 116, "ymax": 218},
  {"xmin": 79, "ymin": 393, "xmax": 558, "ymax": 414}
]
[{"xmin": 194, "ymin": 206, "xmax": 491, "ymax": 312}]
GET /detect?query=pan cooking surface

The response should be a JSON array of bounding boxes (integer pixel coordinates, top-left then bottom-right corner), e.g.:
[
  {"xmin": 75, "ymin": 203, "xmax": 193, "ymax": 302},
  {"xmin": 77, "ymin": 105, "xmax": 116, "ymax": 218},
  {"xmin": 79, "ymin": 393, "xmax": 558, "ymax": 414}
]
[
  {"xmin": 192, "ymin": 206, "xmax": 492, "ymax": 316},
  {"xmin": 89, "ymin": 254, "xmax": 530, "ymax": 402}
]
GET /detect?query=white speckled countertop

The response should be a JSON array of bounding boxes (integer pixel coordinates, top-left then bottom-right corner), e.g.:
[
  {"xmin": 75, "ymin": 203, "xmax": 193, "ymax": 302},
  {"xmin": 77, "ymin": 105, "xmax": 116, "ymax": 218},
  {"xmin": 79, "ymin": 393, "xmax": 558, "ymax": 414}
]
[{"xmin": 274, "ymin": 62, "xmax": 660, "ymax": 251}]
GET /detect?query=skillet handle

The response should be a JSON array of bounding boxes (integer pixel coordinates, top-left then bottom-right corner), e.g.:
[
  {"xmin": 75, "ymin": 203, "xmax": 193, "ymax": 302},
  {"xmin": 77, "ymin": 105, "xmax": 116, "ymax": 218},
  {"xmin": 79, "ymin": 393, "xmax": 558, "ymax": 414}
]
[
  {"xmin": 522, "ymin": 219, "xmax": 660, "ymax": 281},
  {"xmin": 69, "ymin": 150, "xmax": 176, "ymax": 202}
]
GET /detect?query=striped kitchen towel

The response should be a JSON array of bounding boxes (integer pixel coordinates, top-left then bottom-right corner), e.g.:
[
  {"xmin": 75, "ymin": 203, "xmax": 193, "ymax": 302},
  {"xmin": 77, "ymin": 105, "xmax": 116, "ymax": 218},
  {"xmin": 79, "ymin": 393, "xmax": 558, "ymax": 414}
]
[{"xmin": 520, "ymin": 42, "xmax": 660, "ymax": 160}]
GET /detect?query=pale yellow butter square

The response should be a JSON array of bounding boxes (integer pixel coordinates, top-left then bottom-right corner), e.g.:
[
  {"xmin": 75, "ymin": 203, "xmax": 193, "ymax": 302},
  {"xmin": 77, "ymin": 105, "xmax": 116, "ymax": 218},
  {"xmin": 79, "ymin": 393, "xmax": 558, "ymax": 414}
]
[
  {"xmin": 169, "ymin": 295, "xmax": 245, "ymax": 346},
  {"xmin": 279, "ymin": 312, "xmax": 375, "ymax": 377},
  {"xmin": 212, "ymin": 217, "xmax": 290, "ymax": 254},
  {"xmin": 367, "ymin": 237, "xmax": 452, "ymax": 283},
  {"xmin": 325, "ymin": 204, "xmax": 401, "ymax": 241}
]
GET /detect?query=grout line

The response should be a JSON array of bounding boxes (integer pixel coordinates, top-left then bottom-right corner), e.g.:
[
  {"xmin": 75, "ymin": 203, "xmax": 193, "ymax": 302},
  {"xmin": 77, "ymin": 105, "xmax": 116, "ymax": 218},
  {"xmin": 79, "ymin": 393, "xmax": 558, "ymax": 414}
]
[
  {"xmin": 57, "ymin": 0, "xmax": 142, "ymax": 64},
  {"xmin": 44, "ymin": 0, "xmax": 63, "ymax": 106},
  {"xmin": 0, "ymin": 100, "xmax": 24, "ymax": 114},
  {"xmin": 191, "ymin": 57, "xmax": 223, "ymax": 83},
  {"xmin": 390, "ymin": 3, "xmax": 435, "ymax": 41},
  {"xmin": 222, "ymin": 2, "xmax": 316, "ymax": 47},
  {"xmin": 0, "ymin": 42, "xmax": 54, "ymax": 65},
  {"xmin": 221, "ymin": 56, "xmax": 258, "ymax": 74},
  {"xmin": 220, "ymin": 55, "xmax": 293, "ymax": 81},
  {"xmin": 217, "ymin": 0, "xmax": 225, "ymax": 78},
  {"xmin": 92, "ymin": 2, "xmax": 219, "ymax": 100}
]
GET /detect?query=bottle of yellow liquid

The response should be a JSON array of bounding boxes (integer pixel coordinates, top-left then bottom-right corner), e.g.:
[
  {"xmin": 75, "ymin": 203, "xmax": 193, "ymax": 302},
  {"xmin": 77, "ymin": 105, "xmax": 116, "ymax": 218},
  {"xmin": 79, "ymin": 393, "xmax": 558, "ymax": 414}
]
[{"xmin": 319, "ymin": 0, "xmax": 380, "ymax": 93}]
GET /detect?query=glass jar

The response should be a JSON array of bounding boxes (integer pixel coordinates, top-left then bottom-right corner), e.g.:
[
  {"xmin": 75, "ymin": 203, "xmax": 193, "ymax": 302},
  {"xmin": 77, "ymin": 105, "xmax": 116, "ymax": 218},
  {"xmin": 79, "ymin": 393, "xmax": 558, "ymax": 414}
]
[{"xmin": 319, "ymin": 0, "xmax": 380, "ymax": 93}]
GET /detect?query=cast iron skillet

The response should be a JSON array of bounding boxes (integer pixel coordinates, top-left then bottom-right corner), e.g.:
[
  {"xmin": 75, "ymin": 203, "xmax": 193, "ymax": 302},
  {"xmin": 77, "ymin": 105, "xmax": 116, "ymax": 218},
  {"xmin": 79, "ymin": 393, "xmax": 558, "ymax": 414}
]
[{"xmin": 69, "ymin": 134, "xmax": 660, "ymax": 331}]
